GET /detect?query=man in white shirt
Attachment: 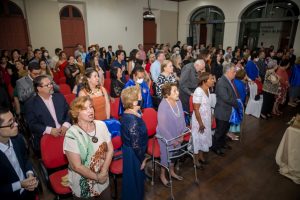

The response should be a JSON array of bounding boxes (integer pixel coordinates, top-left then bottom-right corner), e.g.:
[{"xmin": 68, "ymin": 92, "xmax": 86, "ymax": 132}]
[
  {"xmin": 150, "ymin": 51, "xmax": 165, "ymax": 83},
  {"xmin": 0, "ymin": 107, "xmax": 38, "ymax": 199}
]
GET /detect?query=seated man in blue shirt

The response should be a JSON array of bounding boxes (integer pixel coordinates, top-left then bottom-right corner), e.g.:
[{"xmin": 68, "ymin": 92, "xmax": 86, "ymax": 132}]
[{"xmin": 0, "ymin": 107, "xmax": 38, "ymax": 199}]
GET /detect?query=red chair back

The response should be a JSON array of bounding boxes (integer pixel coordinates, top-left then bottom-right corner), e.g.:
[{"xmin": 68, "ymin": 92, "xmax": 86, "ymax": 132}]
[
  {"xmin": 149, "ymin": 80, "xmax": 154, "ymax": 96},
  {"xmin": 142, "ymin": 108, "xmax": 158, "ymax": 137},
  {"xmin": 106, "ymin": 71, "xmax": 110, "ymax": 79},
  {"xmin": 110, "ymin": 98, "xmax": 120, "ymax": 119},
  {"xmin": 7, "ymin": 84, "xmax": 14, "ymax": 99},
  {"xmin": 104, "ymin": 78, "xmax": 111, "ymax": 95},
  {"xmin": 189, "ymin": 95, "xmax": 193, "ymax": 114},
  {"xmin": 111, "ymin": 136, "xmax": 122, "ymax": 150},
  {"xmin": 40, "ymin": 135, "xmax": 68, "ymax": 169},
  {"xmin": 125, "ymin": 75, "xmax": 130, "ymax": 82},
  {"xmin": 58, "ymin": 77, "xmax": 66, "ymax": 84},
  {"xmin": 59, "ymin": 84, "xmax": 71, "ymax": 95},
  {"xmin": 64, "ymin": 93, "xmax": 76, "ymax": 105}
]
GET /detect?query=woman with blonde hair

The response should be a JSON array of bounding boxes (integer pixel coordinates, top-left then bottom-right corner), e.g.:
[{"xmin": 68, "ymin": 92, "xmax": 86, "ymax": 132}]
[
  {"xmin": 120, "ymin": 85, "xmax": 148, "ymax": 200},
  {"xmin": 64, "ymin": 96, "xmax": 113, "ymax": 199},
  {"xmin": 79, "ymin": 68, "xmax": 110, "ymax": 120}
]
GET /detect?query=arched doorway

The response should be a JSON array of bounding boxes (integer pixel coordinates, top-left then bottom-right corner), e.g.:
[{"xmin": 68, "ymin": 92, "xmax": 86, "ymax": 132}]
[
  {"xmin": 239, "ymin": 0, "xmax": 299, "ymax": 50},
  {"xmin": 0, "ymin": 0, "xmax": 29, "ymax": 53},
  {"xmin": 189, "ymin": 6, "xmax": 225, "ymax": 47},
  {"xmin": 60, "ymin": 5, "xmax": 86, "ymax": 56}
]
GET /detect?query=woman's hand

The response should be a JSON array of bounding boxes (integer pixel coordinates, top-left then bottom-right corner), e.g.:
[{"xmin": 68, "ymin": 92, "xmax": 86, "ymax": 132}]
[
  {"xmin": 96, "ymin": 170, "xmax": 108, "ymax": 184},
  {"xmin": 199, "ymin": 122, "xmax": 205, "ymax": 133}
]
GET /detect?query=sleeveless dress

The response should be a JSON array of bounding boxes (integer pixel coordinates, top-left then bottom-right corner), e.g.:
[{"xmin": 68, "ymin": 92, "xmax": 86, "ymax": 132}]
[{"xmin": 83, "ymin": 88, "xmax": 107, "ymax": 120}]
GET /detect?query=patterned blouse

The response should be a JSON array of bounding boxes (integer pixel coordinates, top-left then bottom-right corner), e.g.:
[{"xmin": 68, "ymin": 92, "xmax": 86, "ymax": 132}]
[
  {"xmin": 155, "ymin": 73, "xmax": 177, "ymax": 98},
  {"xmin": 63, "ymin": 120, "xmax": 111, "ymax": 198}
]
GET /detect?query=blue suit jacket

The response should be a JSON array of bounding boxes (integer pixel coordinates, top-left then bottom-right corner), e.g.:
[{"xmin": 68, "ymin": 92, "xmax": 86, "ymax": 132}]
[
  {"xmin": 0, "ymin": 134, "xmax": 33, "ymax": 199},
  {"xmin": 25, "ymin": 93, "xmax": 70, "ymax": 151}
]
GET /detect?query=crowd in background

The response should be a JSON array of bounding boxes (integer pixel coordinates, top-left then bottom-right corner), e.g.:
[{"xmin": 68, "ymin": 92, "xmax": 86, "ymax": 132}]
[{"xmin": 0, "ymin": 40, "xmax": 300, "ymax": 199}]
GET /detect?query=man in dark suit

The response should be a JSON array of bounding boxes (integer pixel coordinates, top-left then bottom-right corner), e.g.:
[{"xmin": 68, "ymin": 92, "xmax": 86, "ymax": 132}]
[
  {"xmin": 212, "ymin": 63, "xmax": 238, "ymax": 156},
  {"xmin": 25, "ymin": 75, "xmax": 71, "ymax": 153},
  {"xmin": 179, "ymin": 59, "xmax": 206, "ymax": 112},
  {"xmin": 106, "ymin": 45, "xmax": 115, "ymax": 68},
  {"xmin": 0, "ymin": 107, "xmax": 38, "ymax": 199}
]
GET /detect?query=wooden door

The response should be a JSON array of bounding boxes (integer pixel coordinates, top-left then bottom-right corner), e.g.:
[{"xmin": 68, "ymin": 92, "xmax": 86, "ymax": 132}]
[
  {"xmin": 60, "ymin": 6, "xmax": 86, "ymax": 57},
  {"xmin": 199, "ymin": 23, "xmax": 207, "ymax": 47},
  {"xmin": 143, "ymin": 20, "xmax": 157, "ymax": 52},
  {"xmin": 0, "ymin": 0, "xmax": 29, "ymax": 53}
]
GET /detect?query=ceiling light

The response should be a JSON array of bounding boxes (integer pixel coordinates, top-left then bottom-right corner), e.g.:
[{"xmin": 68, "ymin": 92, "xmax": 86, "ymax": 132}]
[
  {"xmin": 275, "ymin": 6, "xmax": 279, "ymax": 9},
  {"xmin": 287, "ymin": 3, "xmax": 292, "ymax": 6}
]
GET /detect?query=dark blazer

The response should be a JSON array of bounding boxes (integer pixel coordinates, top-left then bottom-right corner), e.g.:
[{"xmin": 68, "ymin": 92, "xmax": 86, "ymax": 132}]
[
  {"xmin": 0, "ymin": 134, "xmax": 33, "ymax": 199},
  {"xmin": 214, "ymin": 75, "xmax": 239, "ymax": 121},
  {"xmin": 106, "ymin": 51, "xmax": 115, "ymax": 66},
  {"xmin": 24, "ymin": 93, "xmax": 70, "ymax": 151}
]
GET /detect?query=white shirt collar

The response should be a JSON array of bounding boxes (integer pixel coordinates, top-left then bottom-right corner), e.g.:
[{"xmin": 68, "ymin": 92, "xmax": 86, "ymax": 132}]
[{"xmin": 0, "ymin": 139, "xmax": 13, "ymax": 152}]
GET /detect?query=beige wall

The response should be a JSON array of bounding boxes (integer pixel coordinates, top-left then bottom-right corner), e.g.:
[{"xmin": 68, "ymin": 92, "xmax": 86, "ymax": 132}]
[
  {"xmin": 160, "ymin": 10, "xmax": 178, "ymax": 46},
  {"xmin": 23, "ymin": 0, "xmax": 63, "ymax": 55}
]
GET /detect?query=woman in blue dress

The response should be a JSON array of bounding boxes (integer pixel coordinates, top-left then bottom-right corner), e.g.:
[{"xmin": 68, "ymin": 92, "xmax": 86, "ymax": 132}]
[{"xmin": 120, "ymin": 85, "xmax": 148, "ymax": 200}]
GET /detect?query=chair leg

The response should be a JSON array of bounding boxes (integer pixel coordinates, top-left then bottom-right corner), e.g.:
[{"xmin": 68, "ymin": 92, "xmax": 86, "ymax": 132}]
[
  {"xmin": 112, "ymin": 174, "xmax": 118, "ymax": 199},
  {"xmin": 151, "ymin": 156, "xmax": 155, "ymax": 186}
]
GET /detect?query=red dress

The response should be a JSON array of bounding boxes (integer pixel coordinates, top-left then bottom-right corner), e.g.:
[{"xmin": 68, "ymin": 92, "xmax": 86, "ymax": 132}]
[{"xmin": 57, "ymin": 60, "xmax": 68, "ymax": 78}]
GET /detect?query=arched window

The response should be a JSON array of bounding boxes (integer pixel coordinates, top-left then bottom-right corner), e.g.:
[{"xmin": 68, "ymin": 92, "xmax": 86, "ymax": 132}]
[
  {"xmin": 0, "ymin": 0, "xmax": 29, "ymax": 52},
  {"xmin": 189, "ymin": 6, "xmax": 225, "ymax": 47},
  {"xmin": 239, "ymin": 0, "xmax": 299, "ymax": 50},
  {"xmin": 60, "ymin": 5, "xmax": 83, "ymax": 19},
  {"xmin": 59, "ymin": 5, "xmax": 86, "ymax": 57}
]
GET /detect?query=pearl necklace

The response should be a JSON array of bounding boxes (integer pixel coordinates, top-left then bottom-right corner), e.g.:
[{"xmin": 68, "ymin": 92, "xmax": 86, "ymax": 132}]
[{"xmin": 166, "ymin": 99, "xmax": 180, "ymax": 118}]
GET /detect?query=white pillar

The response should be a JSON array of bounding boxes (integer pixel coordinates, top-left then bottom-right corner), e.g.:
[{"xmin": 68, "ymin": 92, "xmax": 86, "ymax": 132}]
[
  {"xmin": 293, "ymin": 18, "xmax": 300, "ymax": 56},
  {"xmin": 223, "ymin": 19, "xmax": 239, "ymax": 49}
]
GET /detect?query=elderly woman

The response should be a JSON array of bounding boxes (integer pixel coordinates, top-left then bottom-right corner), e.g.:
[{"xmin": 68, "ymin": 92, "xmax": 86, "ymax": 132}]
[
  {"xmin": 79, "ymin": 68, "xmax": 110, "ymax": 120},
  {"xmin": 192, "ymin": 72, "xmax": 215, "ymax": 167},
  {"xmin": 260, "ymin": 59, "xmax": 280, "ymax": 119},
  {"xmin": 120, "ymin": 85, "xmax": 148, "ymax": 200},
  {"xmin": 157, "ymin": 83, "xmax": 186, "ymax": 187},
  {"xmin": 156, "ymin": 60, "xmax": 177, "ymax": 99},
  {"xmin": 63, "ymin": 96, "xmax": 113, "ymax": 199}
]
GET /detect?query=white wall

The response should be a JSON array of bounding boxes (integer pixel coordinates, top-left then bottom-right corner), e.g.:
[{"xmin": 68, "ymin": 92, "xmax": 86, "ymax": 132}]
[{"xmin": 23, "ymin": 0, "xmax": 63, "ymax": 55}]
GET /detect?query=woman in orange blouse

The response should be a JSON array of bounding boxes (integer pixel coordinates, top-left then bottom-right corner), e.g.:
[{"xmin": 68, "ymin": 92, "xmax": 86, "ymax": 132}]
[{"xmin": 79, "ymin": 68, "xmax": 110, "ymax": 120}]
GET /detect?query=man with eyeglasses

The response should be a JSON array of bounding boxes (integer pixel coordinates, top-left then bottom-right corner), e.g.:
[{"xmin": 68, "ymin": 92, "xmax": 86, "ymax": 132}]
[
  {"xmin": 0, "ymin": 106, "xmax": 38, "ymax": 199},
  {"xmin": 24, "ymin": 75, "xmax": 71, "ymax": 154}
]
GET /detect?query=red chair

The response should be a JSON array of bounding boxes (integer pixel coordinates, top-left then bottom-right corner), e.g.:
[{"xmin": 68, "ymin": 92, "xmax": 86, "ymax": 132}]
[
  {"xmin": 105, "ymin": 71, "xmax": 110, "ymax": 79},
  {"xmin": 7, "ymin": 83, "xmax": 14, "ymax": 99},
  {"xmin": 110, "ymin": 97, "xmax": 120, "ymax": 119},
  {"xmin": 59, "ymin": 84, "xmax": 71, "ymax": 95},
  {"xmin": 109, "ymin": 136, "xmax": 123, "ymax": 199},
  {"xmin": 125, "ymin": 74, "xmax": 130, "ymax": 82},
  {"xmin": 149, "ymin": 80, "xmax": 154, "ymax": 96},
  {"xmin": 142, "ymin": 108, "xmax": 160, "ymax": 183},
  {"xmin": 64, "ymin": 93, "xmax": 76, "ymax": 105},
  {"xmin": 40, "ymin": 135, "xmax": 71, "ymax": 198},
  {"xmin": 104, "ymin": 78, "xmax": 111, "ymax": 95},
  {"xmin": 58, "ymin": 77, "xmax": 66, "ymax": 84}
]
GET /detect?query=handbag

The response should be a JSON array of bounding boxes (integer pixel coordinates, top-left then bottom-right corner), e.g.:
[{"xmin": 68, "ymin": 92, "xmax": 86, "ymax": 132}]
[{"xmin": 211, "ymin": 115, "xmax": 216, "ymax": 129}]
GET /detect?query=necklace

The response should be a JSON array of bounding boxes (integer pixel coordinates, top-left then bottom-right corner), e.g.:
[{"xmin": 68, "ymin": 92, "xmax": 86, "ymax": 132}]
[
  {"xmin": 166, "ymin": 99, "xmax": 180, "ymax": 118},
  {"xmin": 77, "ymin": 122, "xmax": 98, "ymax": 143},
  {"xmin": 89, "ymin": 88, "xmax": 100, "ymax": 96}
]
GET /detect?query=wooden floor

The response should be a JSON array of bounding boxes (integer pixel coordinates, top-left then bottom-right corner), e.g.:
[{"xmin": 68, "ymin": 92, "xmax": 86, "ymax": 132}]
[{"xmin": 37, "ymin": 105, "xmax": 300, "ymax": 200}]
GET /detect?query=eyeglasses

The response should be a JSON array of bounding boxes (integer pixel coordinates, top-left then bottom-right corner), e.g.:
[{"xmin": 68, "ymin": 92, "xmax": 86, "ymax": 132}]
[
  {"xmin": 40, "ymin": 82, "xmax": 53, "ymax": 88},
  {"xmin": 0, "ymin": 118, "xmax": 16, "ymax": 129}
]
